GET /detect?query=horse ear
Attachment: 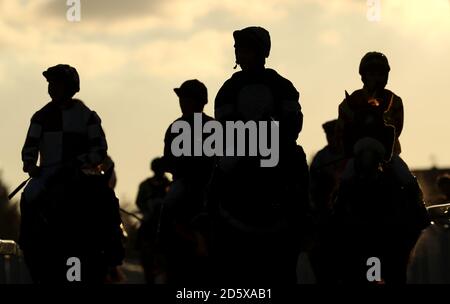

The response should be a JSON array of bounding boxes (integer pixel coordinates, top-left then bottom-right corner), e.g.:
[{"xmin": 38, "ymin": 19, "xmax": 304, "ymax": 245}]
[{"xmin": 345, "ymin": 90, "xmax": 350, "ymax": 99}]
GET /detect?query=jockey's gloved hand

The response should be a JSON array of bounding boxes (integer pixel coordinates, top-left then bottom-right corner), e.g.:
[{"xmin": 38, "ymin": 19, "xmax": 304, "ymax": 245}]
[
  {"xmin": 30, "ymin": 166, "xmax": 41, "ymax": 178},
  {"xmin": 24, "ymin": 163, "xmax": 41, "ymax": 178}
]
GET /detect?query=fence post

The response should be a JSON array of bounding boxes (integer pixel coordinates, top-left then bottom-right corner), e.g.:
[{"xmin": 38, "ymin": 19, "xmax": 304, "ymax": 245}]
[{"xmin": 0, "ymin": 239, "xmax": 31, "ymax": 284}]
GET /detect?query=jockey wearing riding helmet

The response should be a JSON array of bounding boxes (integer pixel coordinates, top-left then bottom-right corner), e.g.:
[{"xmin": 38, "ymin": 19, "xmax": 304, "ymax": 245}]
[{"xmin": 338, "ymin": 52, "xmax": 421, "ymax": 199}]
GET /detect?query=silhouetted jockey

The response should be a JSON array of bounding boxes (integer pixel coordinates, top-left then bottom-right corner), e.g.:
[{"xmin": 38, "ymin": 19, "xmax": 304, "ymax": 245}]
[
  {"xmin": 338, "ymin": 52, "xmax": 422, "ymax": 204},
  {"xmin": 136, "ymin": 158, "xmax": 170, "ymax": 219},
  {"xmin": 434, "ymin": 174, "xmax": 450, "ymax": 204},
  {"xmin": 19, "ymin": 64, "xmax": 124, "ymax": 283},
  {"xmin": 161, "ymin": 79, "xmax": 214, "ymax": 284},
  {"xmin": 135, "ymin": 157, "xmax": 170, "ymax": 283},
  {"xmin": 310, "ymin": 120, "xmax": 346, "ymax": 220},
  {"xmin": 320, "ymin": 137, "xmax": 429, "ymax": 284},
  {"xmin": 407, "ymin": 176, "xmax": 450, "ymax": 283},
  {"xmin": 307, "ymin": 120, "xmax": 346, "ymax": 282},
  {"xmin": 209, "ymin": 26, "xmax": 310, "ymax": 284},
  {"xmin": 339, "ymin": 52, "xmax": 403, "ymax": 156}
]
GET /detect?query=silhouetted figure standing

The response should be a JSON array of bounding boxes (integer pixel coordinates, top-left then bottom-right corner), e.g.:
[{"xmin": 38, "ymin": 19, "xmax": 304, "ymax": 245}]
[
  {"xmin": 307, "ymin": 120, "xmax": 346, "ymax": 282},
  {"xmin": 19, "ymin": 64, "xmax": 124, "ymax": 283},
  {"xmin": 435, "ymin": 174, "xmax": 450, "ymax": 204},
  {"xmin": 310, "ymin": 120, "xmax": 345, "ymax": 220},
  {"xmin": 407, "ymin": 175, "xmax": 450, "ymax": 284},
  {"xmin": 161, "ymin": 79, "xmax": 214, "ymax": 284},
  {"xmin": 136, "ymin": 158, "xmax": 170, "ymax": 218},
  {"xmin": 209, "ymin": 26, "xmax": 310, "ymax": 284},
  {"xmin": 0, "ymin": 176, "xmax": 20, "ymax": 241},
  {"xmin": 135, "ymin": 157, "xmax": 170, "ymax": 283}
]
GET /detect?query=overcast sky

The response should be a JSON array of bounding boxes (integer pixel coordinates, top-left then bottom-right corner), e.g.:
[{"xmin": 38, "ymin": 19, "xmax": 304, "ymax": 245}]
[{"xmin": 1, "ymin": 0, "xmax": 449, "ymax": 203}]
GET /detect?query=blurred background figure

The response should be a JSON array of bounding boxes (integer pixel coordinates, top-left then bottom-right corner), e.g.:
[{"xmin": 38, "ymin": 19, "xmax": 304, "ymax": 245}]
[
  {"xmin": 0, "ymin": 174, "xmax": 20, "ymax": 242},
  {"xmin": 307, "ymin": 119, "xmax": 345, "ymax": 283},
  {"xmin": 135, "ymin": 157, "xmax": 170, "ymax": 284},
  {"xmin": 436, "ymin": 175, "xmax": 450, "ymax": 203},
  {"xmin": 407, "ymin": 175, "xmax": 450, "ymax": 284},
  {"xmin": 309, "ymin": 119, "xmax": 345, "ymax": 221},
  {"xmin": 0, "ymin": 173, "xmax": 30, "ymax": 284}
]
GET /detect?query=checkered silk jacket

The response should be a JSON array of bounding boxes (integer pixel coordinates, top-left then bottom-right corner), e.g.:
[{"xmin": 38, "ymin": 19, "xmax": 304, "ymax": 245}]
[{"xmin": 22, "ymin": 99, "xmax": 107, "ymax": 170}]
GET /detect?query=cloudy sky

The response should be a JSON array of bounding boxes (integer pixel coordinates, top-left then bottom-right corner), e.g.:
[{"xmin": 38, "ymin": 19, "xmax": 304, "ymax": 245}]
[{"xmin": 1, "ymin": 0, "xmax": 449, "ymax": 203}]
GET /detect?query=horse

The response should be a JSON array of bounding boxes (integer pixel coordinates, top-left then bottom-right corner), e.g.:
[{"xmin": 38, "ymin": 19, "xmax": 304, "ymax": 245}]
[
  {"xmin": 19, "ymin": 160, "xmax": 124, "ymax": 283},
  {"xmin": 309, "ymin": 137, "xmax": 429, "ymax": 284}
]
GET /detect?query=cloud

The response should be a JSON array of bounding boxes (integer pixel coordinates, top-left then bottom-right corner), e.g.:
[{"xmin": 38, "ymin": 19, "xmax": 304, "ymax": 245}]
[
  {"xmin": 134, "ymin": 29, "xmax": 231, "ymax": 79},
  {"xmin": 8, "ymin": 0, "xmax": 297, "ymax": 35},
  {"xmin": 381, "ymin": 0, "xmax": 450, "ymax": 39},
  {"xmin": 0, "ymin": 0, "xmax": 297, "ymax": 80},
  {"xmin": 317, "ymin": 29, "xmax": 342, "ymax": 46},
  {"xmin": 37, "ymin": 42, "xmax": 129, "ymax": 79},
  {"xmin": 305, "ymin": 0, "xmax": 364, "ymax": 16},
  {"xmin": 307, "ymin": 0, "xmax": 450, "ymax": 42},
  {"xmin": 214, "ymin": 0, "xmax": 296, "ymax": 21},
  {"xmin": 40, "ymin": 0, "xmax": 170, "ymax": 20}
]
